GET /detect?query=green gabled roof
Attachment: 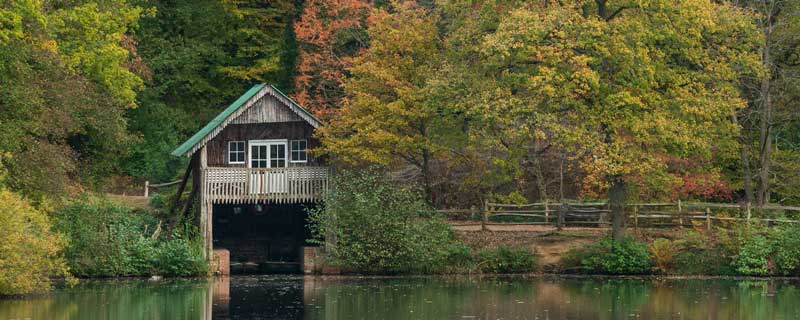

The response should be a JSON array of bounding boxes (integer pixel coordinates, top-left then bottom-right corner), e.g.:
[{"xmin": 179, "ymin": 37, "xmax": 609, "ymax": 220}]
[{"xmin": 171, "ymin": 84, "xmax": 320, "ymax": 157}]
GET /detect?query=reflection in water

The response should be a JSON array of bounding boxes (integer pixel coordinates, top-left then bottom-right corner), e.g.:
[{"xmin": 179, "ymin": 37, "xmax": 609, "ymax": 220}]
[{"xmin": 1, "ymin": 276, "xmax": 799, "ymax": 319}]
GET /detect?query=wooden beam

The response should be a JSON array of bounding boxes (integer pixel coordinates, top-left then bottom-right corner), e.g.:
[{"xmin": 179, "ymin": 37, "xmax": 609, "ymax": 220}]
[{"xmin": 171, "ymin": 159, "xmax": 195, "ymax": 215}]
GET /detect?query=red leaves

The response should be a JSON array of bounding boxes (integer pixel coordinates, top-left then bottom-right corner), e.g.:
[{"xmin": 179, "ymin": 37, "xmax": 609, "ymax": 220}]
[{"xmin": 293, "ymin": 0, "xmax": 372, "ymax": 119}]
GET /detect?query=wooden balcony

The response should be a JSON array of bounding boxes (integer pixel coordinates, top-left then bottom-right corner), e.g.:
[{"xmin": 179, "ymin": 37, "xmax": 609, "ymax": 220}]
[{"xmin": 203, "ymin": 166, "xmax": 329, "ymax": 204}]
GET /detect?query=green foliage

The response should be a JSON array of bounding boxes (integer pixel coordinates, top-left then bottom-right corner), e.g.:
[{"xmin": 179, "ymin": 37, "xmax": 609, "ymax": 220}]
[
  {"xmin": 0, "ymin": 189, "xmax": 71, "ymax": 295},
  {"xmin": 308, "ymin": 169, "xmax": 461, "ymax": 274},
  {"xmin": 48, "ymin": 0, "xmax": 146, "ymax": 106},
  {"xmin": 476, "ymin": 245, "xmax": 536, "ymax": 274},
  {"xmin": 0, "ymin": 0, "xmax": 137, "ymax": 200},
  {"xmin": 52, "ymin": 196, "xmax": 206, "ymax": 277},
  {"xmin": 672, "ymin": 231, "xmax": 735, "ymax": 276},
  {"xmin": 124, "ymin": 0, "xmax": 301, "ymax": 181},
  {"xmin": 154, "ymin": 236, "xmax": 208, "ymax": 277},
  {"xmin": 572, "ymin": 237, "xmax": 653, "ymax": 275},
  {"xmin": 734, "ymin": 234, "xmax": 772, "ymax": 276},
  {"xmin": 771, "ymin": 225, "xmax": 800, "ymax": 275}
]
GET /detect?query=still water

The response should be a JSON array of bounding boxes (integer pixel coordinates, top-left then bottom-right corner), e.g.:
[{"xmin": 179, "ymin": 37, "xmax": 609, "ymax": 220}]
[{"xmin": 1, "ymin": 275, "xmax": 799, "ymax": 320}]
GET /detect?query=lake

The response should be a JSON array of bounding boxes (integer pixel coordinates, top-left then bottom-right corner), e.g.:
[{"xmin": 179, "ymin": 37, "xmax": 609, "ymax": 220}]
[{"xmin": 1, "ymin": 275, "xmax": 799, "ymax": 319}]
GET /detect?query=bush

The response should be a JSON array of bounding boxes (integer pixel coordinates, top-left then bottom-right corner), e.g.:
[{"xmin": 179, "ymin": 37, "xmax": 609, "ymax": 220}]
[
  {"xmin": 53, "ymin": 196, "xmax": 206, "ymax": 277},
  {"xmin": 307, "ymin": 169, "xmax": 461, "ymax": 274},
  {"xmin": 0, "ymin": 189, "xmax": 71, "ymax": 295},
  {"xmin": 649, "ymin": 238, "xmax": 679, "ymax": 274},
  {"xmin": 772, "ymin": 225, "xmax": 800, "ymax": 275},
  {"xmin": 573, "ymin": 237, "xmax": 653, "ymax": 274},
  {"xmin": 154, "ymin": 236, "xmax": 208, "ymax": 277},
  {"xmin": 672, "ymin": 231, "xmax": 735, "ymax": 275},
  {"xmin": 476, "ymin": 245, "xmax": 536, "ymax": 273},
  {"xmin": 734, "ymin": 234, "xmax": 772, "ymax": 276}
]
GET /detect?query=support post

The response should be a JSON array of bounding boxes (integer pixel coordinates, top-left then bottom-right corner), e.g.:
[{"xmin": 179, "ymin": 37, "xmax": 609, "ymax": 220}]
[
  {"xmin": 706, "ymin": 207, "xmax": 712, "ymax": 230},
  {"xmin": 197, "ymin": 146, "xmax": 212, "ymax": 260},
  {"xmin": 633, "ymin": 205, "xmax": 638, "ymax": 230},
  {"xmin": 677, "ymin": 199, "xmax": 683, "ymax": 228},
  {"xmin": 557, "ymin": 203, "xmax": 566, "ymax": 231},
  {"xmin": 481, "ymin": 200, "xmax": 489, "ymax": 231},
  {"xmin": 144, "ymin": 181, "xmax": 149, "ymax": 198},
  {"xmin": 171, "ymin": 160, "xmax": 194, "ymax": 215},
  {"xmin": 544, "ymin": 201, "xmax": 549, "ymax": 224}
]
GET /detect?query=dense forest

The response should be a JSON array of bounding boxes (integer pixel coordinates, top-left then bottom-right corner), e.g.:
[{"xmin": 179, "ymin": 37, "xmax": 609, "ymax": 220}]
[
  {"xmin": 1, "ymin": 0, "xmax": 799, "ymax": 207},
  {"xmin": 2, "ymin": 0, "xmax": 800, "ymax": 295}
]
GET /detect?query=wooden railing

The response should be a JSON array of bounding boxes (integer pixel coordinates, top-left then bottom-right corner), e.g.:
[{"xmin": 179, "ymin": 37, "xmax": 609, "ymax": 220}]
[
  {"xmin": 204, "ymin": 166, "xmax": 329, "ymax": 204},
  {"xmin": 440, "ymin": 200, "xmax": 800, "ymax": 230}
]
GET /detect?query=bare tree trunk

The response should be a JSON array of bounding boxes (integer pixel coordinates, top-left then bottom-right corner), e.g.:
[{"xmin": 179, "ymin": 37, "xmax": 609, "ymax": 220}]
[
  {"xmin": 732, "ymin": 112, "xmax": 755, "ymax": 203},
  {"xmin": 757, "ymin": 12, "xmax": 774, "ymax": 207},
  {"xmin": 609, "ymin": 177, "xmax": 627, "ymax": 241},
  {"xmin": 421, "ymin": 148, "xmax": 433, "ymax": 204}
]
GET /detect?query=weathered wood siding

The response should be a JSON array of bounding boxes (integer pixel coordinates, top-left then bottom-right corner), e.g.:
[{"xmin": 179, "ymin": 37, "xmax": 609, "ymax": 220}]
[
  {"xmin": 206, "ymin": 122, "xmax": 322, "ymax": 167},
  {"xmin": 231, "ymin": 94, "xmax": 304, "ymax": 124}
]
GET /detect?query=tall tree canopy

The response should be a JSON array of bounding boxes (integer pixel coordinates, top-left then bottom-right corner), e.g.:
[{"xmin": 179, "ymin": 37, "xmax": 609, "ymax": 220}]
[
  {"xmin": 123, "ymin": 0, "xmax": 302, "ymax": 182},
  {"xmin": 293, "ymin": 0, "xmax": 372, "ymax": 118},
  {"xmin": 0, "ymin": 0, "xmax": 143, "ymax": 200},
  {"xmin": 476, "ymin": 0, "xmax": 762, "ymax": 238}
]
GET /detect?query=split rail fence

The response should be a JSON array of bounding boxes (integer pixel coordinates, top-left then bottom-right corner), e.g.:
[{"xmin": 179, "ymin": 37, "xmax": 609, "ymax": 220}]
[{"xmin": 439, "ymin": 200, "xmax": 800, "ymax": 230}]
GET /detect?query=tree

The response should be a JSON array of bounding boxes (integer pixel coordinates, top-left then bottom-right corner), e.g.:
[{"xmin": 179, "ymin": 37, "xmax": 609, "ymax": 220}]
[
  {"xmin": 319, "ymin": 1, "xmax": 466, "ymax": 200},
  {"xmin": 293, "ymin": 0, "xmax": 371, "ymax": 118},
  {"xmin": 729, "ymin": 0, "xmax": 800, "ymax": 206},
  {"xmin": 477, "ymin": 0, "xmax": 762, "ymax": 240},
  {"xmin": 0, "ymin": 0, "xmax": 141, "ymax": 200},
  {"xmin": 125, "ymin": 0, "xmax": 302, "ymax": 182}
]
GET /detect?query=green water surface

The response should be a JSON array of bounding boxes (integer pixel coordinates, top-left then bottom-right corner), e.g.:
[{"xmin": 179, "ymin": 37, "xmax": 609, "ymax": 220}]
[{"xmin": 1, "ymin": 276, "xmax": 799, "ymax": 319}]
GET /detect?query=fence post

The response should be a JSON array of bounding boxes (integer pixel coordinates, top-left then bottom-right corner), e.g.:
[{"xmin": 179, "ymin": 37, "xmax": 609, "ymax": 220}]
[
  {"xmin": 706, "ymin": 207, "xmax": 712, "ymax": 230},
  {"xmin": 677, "ymin": 199, "xmax": 683, "ymax": 228},
  {"xmin": 544, "ymin": 201, "xmax": 549, "ymax": 224},
  {"xmin": 633, "ymin": 205, "xmax": 638, "ymax": 230},
  {"xmin": 481, "ymin": 200, "xmax": 489, "ymax": 231},
  {"xmin": 557, "ymin": 203, "xmax": 565, "ymax": 231},
  {"xmin": 746, "ymin": 202, "xmax": 752, "ymax": 222},
  {"xmin": 470, "ymin": 205, "xmax": 477, "ymax": 221},
  {"xmin": 144, "ymin": 181, "xmax": 149, "ymax": 198}
]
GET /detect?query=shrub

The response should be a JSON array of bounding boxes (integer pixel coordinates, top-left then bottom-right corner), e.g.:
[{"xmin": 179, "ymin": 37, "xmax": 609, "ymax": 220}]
[
  {"xmin": 307, "ymin": 169, "xmax": 461, "ymax": 274},
  {"xmin": 154, "ymin": 236, "xmax": 207, "ymax": 276},
  {"xmin": 649, "ymin": 238, "xmax": 679, "ymax": 274},
  {"xmin": 575, "ymin": 237, "xmax": 653, "ymax": 274},
  {"xmin": 719, "ymin": 223, "xmax": 773, "ymax": 276},
  {"xmin": 734, "ymin": 234, "xmax": 772, "ymax": 276},
  {"xmin": 0, "ymin": 189, "xmax": 71, "ymax": 295},
  {"xmin": 476, "ymin": 245, "xmax": 536, "ymax": 273},
  {"xmin": 672, "ymin": 230, "xmax": 735, "ymax": 275},
  {"xmin": 772, "ymin": 225, "xmax": 800, "ymax": 275},
  {"xmin": 53, "ymin": 196, "xmax": 206, "ymax": 277}
]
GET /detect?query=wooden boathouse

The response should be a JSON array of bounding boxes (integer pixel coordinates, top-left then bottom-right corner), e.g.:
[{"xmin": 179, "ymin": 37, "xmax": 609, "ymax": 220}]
[{"xmin": 172, "ymin": 84, "xmax": 329, "ymax": 274}]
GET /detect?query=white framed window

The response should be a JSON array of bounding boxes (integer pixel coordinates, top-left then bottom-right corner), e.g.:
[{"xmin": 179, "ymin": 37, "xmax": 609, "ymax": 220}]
[
  {"xmin": 290, "ymin": 140, "xmax": 308, "ymax": 163},
  {"xmin": 228, "ymin": 141, "xmax": 246, "ymax": 164}
]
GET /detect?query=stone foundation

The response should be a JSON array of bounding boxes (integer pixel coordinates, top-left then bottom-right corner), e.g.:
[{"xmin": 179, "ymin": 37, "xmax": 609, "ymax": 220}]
[{"xmin": 212, "ymin": 249, "xmax": 231, "ymax": 276}]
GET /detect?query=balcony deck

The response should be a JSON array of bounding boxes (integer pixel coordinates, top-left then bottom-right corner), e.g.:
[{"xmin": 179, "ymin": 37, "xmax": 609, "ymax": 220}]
[{"xmin": 204, "ymin": 166, "xmax": 329, "ymax": 204}]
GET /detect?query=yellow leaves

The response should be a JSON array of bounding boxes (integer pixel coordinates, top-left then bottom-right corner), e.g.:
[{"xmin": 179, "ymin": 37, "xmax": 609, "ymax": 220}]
[{"xmin": 0, "ymin": 189, "xmax": 70, "ymax": 295}]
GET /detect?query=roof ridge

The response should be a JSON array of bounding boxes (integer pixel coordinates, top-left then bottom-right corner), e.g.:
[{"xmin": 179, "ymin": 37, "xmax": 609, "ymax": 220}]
[{"xmin": 171, "ymin": 83, "xmax": 318, "ymax": 157}]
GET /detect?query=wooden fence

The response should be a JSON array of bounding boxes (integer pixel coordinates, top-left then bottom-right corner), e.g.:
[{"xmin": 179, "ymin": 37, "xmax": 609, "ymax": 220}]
[{"xmin": 439, "ymin": 200, "xmax": 800, "ymax": 230}]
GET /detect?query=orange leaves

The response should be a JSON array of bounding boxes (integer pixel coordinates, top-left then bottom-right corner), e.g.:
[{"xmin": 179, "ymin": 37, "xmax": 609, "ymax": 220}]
[{"xmin": 293, "ymin": 0, "xmax": 372, "ymax": 119}]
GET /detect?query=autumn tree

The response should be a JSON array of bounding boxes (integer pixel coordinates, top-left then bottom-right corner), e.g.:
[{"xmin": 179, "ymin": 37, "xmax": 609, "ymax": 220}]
[
  {"xmin": 477, "ymin": 0, "xmax": 762, "ymax": 240},
  {"xmin": 319, "ymin": 1, "xmax": 466, "ymax": 200},
  {"xmin": 0, "ymin": 0, "xmax": 143, "ymax": 200},
  {"xmin": 293, "ymin": 0, "xmax": 372, "ymax": 118},
  {"xmin": 729, "ymin": 0, "xmax": 800, "ymax": 206}
]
